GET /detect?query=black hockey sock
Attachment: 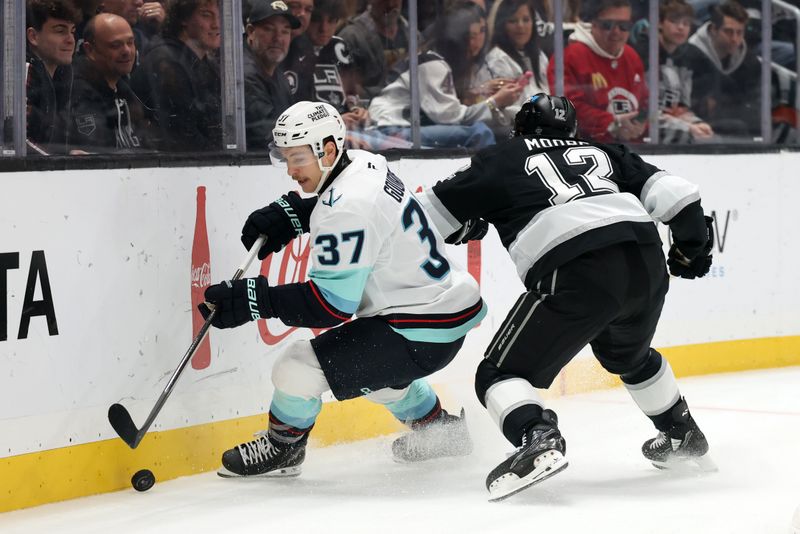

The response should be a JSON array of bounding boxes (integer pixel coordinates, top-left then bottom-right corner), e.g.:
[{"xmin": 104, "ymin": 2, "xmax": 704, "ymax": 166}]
[
  {"xmin": 501, "ymin": 404, "xmax": 552, "ymax": 447},
  {"xmin": 268, "ymin": 412, "xmax": 313, "ymax": 445},
  {"xmin": 648, "ymin": 397, "xmax": 690, "ymax": 432}
]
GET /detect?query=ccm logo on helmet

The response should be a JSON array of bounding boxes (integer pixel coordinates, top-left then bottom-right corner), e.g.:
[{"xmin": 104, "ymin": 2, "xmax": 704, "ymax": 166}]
[{"xmin": 307, "ymin": 105, "xmax": 330, "ymax": 122}]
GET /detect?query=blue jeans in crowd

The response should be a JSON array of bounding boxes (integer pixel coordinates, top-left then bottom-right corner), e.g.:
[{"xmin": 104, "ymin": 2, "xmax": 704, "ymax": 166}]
[{"xmin": 377, "ymin": 122, "xmax": 496, "ymax": 149}]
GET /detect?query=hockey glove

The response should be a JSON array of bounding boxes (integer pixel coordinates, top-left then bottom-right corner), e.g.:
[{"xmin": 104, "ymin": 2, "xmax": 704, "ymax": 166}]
[
  {"xmin": 241, "ymin": 192, "xmax": 316, "ymax": 259},
  {"xmin": 668, "ymin": 215, "xmax": 714, "ymax": 279},
  {"xmin": 445, "ymin": 218, "xmax": 489, "ymax": 245},
  {"xmin": 198, "ymin": 276, "xmax": 274, "ymax": 329}
]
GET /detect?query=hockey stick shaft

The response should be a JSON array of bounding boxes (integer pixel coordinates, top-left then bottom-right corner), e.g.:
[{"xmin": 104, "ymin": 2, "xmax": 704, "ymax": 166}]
[{"xmin": 109, "ymin": 235, "xmax": 266, "ymax": 449}]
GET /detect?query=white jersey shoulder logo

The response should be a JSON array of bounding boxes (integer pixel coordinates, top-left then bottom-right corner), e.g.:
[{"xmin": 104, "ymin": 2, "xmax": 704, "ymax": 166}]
[{"xmin": 322, "ymin": 187, "xmax": 343, "ymax": 207}]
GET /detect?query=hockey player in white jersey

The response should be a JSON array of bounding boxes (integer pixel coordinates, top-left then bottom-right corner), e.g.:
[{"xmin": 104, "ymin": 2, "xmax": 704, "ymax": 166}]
[{"xmin": 199, "ymin": 101, "xmax": 487, "ymax": 478}]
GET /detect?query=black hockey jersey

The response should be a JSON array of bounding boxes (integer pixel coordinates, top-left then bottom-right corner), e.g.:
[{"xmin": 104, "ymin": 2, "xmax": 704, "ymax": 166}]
[
  {"xmin": 313, "ymin": 36, "xmax": 354, "ymax": 112},
  {"xmin": 420, "ymin": 135, "xmax": 707, "ymax": 288},
  {"xmin": 283, "ymin": 35, "xmax": 355, "ymax": 112}
]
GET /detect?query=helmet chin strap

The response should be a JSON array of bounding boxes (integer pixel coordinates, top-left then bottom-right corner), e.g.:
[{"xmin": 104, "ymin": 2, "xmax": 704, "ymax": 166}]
[{"xmin": 313, "ymin": 148, "xmax": 344, "ymax": 195}]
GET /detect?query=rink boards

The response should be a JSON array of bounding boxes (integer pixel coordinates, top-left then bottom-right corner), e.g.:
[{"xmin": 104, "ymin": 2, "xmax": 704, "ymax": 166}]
[{"xmin": 1, "ymin": 152, "xmax": 799, "ymax": 511}]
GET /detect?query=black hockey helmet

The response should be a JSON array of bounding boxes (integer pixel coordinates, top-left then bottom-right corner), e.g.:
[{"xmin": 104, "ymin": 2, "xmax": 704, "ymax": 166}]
[{"xmin": 513, "ymin": 93, "xmax": 578, "ymax": 138}]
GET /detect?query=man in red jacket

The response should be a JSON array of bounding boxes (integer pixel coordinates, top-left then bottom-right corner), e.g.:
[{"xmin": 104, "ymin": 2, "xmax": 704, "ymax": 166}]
[{"xmin": 548, "ymin": 0, "xmax": 648, "ymax": 142}]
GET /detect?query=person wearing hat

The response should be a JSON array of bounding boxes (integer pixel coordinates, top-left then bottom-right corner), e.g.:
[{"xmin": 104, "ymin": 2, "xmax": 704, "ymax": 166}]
[
  {"xmin": 243, "ymin": 0, "xmax": 301, "ymax": 150},
  {"xmin": 280, "ymin": 0, "xmax": 316, "ymax": 102}
]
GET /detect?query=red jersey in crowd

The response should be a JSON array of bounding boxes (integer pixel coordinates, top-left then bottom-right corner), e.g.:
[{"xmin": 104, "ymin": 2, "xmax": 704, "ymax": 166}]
[{"xmin": 548, "ymin": 25, "xmax": 648, "ymax": 142}]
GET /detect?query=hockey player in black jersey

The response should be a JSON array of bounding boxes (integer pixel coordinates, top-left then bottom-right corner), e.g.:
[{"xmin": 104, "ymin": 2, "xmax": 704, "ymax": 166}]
[{"xmin": 419, "ymin": 93, "xmax": 715, "ymax": 501}]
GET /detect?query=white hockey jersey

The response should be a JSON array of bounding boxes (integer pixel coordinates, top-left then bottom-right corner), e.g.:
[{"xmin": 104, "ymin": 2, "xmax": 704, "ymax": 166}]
[{"xmin": 306, "ymin": 150, "xmax": 486, "ymax": 343}]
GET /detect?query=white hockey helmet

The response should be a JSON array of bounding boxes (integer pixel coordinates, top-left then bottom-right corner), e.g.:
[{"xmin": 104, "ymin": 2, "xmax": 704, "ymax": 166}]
[{"xmin": 271, "ymin": 101, "xmax": 347, "ymax": 193}]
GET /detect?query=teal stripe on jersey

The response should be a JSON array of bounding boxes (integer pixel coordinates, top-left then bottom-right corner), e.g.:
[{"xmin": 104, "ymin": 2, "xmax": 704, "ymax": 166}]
[
  {"xmin": 270, "ymin": 389, "xmax": 322, "ymax": 429},
  {"xmin": 309, "ymin": 267, "xmax": 372, "ymax": 314},
  {"xmin": 390, "ymin": 305, "xmax": 487, "ymax": 343},
  {"xmin": 380, "ymin": 379, "xmax": 437, "ymax": 422}
]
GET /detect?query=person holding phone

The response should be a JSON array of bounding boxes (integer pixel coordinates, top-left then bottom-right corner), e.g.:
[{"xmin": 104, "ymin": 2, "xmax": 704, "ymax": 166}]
[{"xmin": 469, "ymin": 0, "xmax": 549, "ymax": 137}]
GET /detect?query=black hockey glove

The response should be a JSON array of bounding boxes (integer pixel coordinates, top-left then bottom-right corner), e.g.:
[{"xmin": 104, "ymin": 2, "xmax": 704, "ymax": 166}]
[
  {"xmin": 198, "ymin": 276, "xmax": 274, "ymax": 329},
  {"xmin": 241, "ymin": 192, "xmax": 316, "ymax": 259},
  {"xmin": 445, "ymin": 218, "xmax": 489, "ymax": 245},
  {"xmin": 668, "ymin": 216, "xmax": 714, "ymax": 279}
]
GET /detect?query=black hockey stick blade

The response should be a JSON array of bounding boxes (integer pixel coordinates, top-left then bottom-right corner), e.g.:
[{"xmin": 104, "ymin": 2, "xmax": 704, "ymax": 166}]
[
  {"xmin": 108, "ymin": 403, "xmax": 143, "ymax": 449},
  {"xmin": 107, "ymin": 236, "xmax": 266, "ymax": 450}
]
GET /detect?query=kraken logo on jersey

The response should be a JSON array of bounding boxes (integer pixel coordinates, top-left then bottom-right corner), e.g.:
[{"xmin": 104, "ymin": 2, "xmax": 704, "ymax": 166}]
[{"xmin": 322, "ymin": 188, "xmax": 342, "ymax": 207}]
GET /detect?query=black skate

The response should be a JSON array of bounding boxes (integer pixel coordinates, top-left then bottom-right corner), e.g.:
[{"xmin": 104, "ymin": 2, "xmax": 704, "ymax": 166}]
[
  {"xmin": 642, "ymin": 398, "xmax": 716, "ymax": 472},
  {"xmin": 218, "ymin": 431, "xmax": 306, "ymax": 478},
  {"xmin": 392, "ymin": 408, "xmax": 473, "ymax": 462},
  {"xmin": 486, "ymin": 413, "xmax": 568, "ymax": 502}
]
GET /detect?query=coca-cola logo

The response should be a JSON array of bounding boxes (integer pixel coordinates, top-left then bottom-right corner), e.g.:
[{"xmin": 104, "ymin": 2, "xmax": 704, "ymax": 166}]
[{"xmin": 191, "ymin": 262, "xmax": 212, "ymax": 288}]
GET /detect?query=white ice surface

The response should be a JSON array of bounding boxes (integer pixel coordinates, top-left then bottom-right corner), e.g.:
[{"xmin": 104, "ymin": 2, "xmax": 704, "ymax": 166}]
[{"xmin": 2, "ymin": 367, "xmax": 799, "ymax": 534}]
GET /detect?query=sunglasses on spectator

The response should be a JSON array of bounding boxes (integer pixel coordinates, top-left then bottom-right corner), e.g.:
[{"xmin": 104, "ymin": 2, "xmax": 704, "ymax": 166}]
[{"xmin": 596, "ymin": 19, "xmax": 633, "ymax": 32}]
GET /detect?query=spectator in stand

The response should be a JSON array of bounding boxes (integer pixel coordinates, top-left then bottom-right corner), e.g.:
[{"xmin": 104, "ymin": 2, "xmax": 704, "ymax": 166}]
[
  {"xmin": 306, "ymin": 0, "xmax": 384, "ymax": 148},
  {"xmin": 288, "ymin": 0, "xmax": 314, "ymax": 37},
  {"xmin": 133, "ymin": 0, "xmax": 222, "ymax": 152},
  {"xmin": 281, "ymin": 0, "xmax": 316, "ymax": 101},
  {"xmin": 472, "ymin": 0, "xmax": 550, "ymax": 135},
  {"xmin": 25, "ymin": 0, "xmax": 80, "ymax": 155},
  {"xmin": 369, "ymin": 1, "xmax": 521, "ymax": 148},
  {"xmin": 69, "ymin": 14, "xmax": 149, "ymax": 152},
  {"xmin": 99, "ymin": 0, "xmax": 145, "ymax": 70},
  {"xmin": 634, "ymin": 0, "xmax": 714, "ymax": 144},
  {"xmin": 243, "ymin": 0, "xmax": 298, "ymax": 150},
  {"xmin": 549, "ymin": 0, "xmax": 648, "ymax": 143},
  {"xmin": 308, "ymin": 0, "xmax": 356, "ymax": 109},
  {"xmin": 684, "ymin": 0, "xmax": 760, "ymax": 140},
  {"xmin": 134, "ymin": 1, "xmax": 166, "ymax": 39},
  {"xmin": 72, "ymin": 0, "xmax": 101, "ymax": 48},
  {"xmin": 689, "ymin": 0, "xmax": 795, "ymax": 70},
  {"xmin": 337, "ymin": 0, "xmax": 416, "ymax": 100}
]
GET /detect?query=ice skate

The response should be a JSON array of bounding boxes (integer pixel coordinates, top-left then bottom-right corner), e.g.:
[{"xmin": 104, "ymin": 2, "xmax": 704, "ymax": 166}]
[
  {"xmin": 392, "ymin": 407, "xmax": 473, "ymax": 462},
  {"xmin": 218, "ymin": 430, "xmax": 306, "ymax": 478},
  {"xmin": 642, "ymin": 399, "xmax": 716, "ymax": 472},
  {"xmin": 486, "ymin": 417, "xmax": 568, "ymax": 502}
]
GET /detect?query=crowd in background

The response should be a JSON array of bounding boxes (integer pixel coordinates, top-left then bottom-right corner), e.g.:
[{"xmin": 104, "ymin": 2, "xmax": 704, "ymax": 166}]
[{"xmin": 22, "ymin": 0, "xmax": 800, "ymax": 155}]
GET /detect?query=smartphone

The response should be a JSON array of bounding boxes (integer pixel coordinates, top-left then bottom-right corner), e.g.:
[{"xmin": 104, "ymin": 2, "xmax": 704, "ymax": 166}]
[{"xmin": 515, "ymin": 70, "xmax": 534, "ymax": 86}]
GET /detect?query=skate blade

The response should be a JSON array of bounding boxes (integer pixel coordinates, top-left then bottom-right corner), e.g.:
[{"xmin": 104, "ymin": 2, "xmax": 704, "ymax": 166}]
[
  {"xmin": 217, "ymin": 465, "xmax": 302, "ymax": 478},
  {"xmin": 488, "ymin": 451, "xmax": 568, "ymax": 502},
  {"xmin": 651, "ymin": 453, "xmax": 718, "ymax": 473}
]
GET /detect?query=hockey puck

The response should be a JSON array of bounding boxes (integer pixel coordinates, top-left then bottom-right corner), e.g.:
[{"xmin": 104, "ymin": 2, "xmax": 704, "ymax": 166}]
[{"xmin": 131, "ymin": 469, "xmax": 155, "ymax": 492}]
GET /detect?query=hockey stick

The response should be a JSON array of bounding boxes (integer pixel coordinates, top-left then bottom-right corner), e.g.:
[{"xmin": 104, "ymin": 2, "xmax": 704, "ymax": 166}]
[{"xmin": 108, "ymin": 235, "xmax": 267, "ymax": 449}]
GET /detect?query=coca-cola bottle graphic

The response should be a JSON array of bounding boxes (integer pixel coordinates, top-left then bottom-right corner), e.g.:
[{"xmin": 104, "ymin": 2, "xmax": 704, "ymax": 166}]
[
  {"xmin": 190, "ymin": 185, "xmax": 212, "ymax": 369},
  {"xmin": 467, "ymin": 240, "xmax": 481, "ymax": 286}
]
